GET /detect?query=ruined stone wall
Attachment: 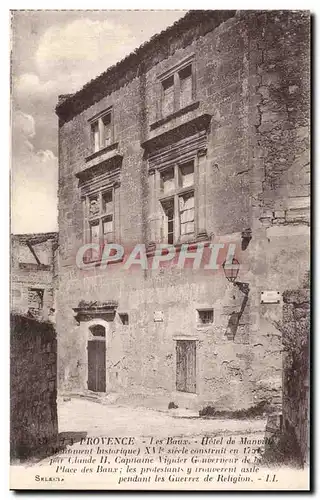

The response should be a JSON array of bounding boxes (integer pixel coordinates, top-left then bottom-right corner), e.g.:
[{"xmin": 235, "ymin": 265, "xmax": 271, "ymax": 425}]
[
  {"xmin": 248, "ymin": 11, "xmax": 310, "ymax": 224},
  {"xmin": 10, "ymin": 314, "xmax": 58, "ymax": 460},
  {"xmin": 56, "ymin": 11, "xmax": 309, "ymax": 410},
  {"xmin": 242, "ymin": 9, "xmax": 310, "ymax": 412},
  {"xmin": 282, "ymin": 287, "xmax": 310, "ymax": 466},
  {"xmin": 11, "ymin": 235, "xmax": 57, "ymax": 319}
]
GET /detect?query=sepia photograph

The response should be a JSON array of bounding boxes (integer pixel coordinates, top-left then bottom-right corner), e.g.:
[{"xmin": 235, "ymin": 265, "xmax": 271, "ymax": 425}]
[{"xmin": 10, "ymin": 8, "xmax": 310, "ymax": 490}]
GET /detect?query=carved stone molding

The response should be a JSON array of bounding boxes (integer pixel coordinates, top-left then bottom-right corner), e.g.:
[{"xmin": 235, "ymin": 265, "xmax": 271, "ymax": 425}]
[
  {"xmin": 150, "ymin": 101, "xmax": 200, "ymax": 130},
  {"xmin": 85, "ymin": 142, "xmax": 119, "ymax": 163},
  {"xmin": 145, "ymin": 128, "xmax": 209, "ymax": 173},
  {"xmin": 141, "ymin": 113, "xmax": 212, "ymax": 156},
  {"xmin": 73, "ymin": 300, "xmax": 118, "ymax": 324},
  {"xmin": 76, "ymin": 160, "xmax": 122, "ymax": 198}
]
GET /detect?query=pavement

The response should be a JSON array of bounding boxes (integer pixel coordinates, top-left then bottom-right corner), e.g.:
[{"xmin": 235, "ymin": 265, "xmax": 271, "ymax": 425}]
[
  {"xmin": 58, "ymin": 395, "xmax": 267, "ymax": 438},
  {"xmin": 12, "ymin": 396, "xmax": 310, "ymax": 491}
]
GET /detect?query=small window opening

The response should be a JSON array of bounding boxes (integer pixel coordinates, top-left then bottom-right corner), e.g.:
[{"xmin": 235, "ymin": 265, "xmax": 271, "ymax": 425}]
[
  {"xmin": 119, "ymin": 313, "xmax": 129, "ymax": 325},
  {"xmin": 197, "ymin": 309, "xmax": 214, "ymax": 325},
  {"xmin": 28, "ymin": 288, "xmax": 44, "ymax": 310}
]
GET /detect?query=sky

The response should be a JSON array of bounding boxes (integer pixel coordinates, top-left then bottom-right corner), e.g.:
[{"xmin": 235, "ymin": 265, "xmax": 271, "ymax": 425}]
[{"xmin": 11, "ymin": 10, "xmax": 187, "ymax": 234}]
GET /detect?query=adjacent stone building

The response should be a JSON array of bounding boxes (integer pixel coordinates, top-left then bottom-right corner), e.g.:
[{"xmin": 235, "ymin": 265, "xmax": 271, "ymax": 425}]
[
  {"xmin": 10, "ymin": 313, "xmax": 58, "ymax": 460},
  {"xmin": 282, "ymin": 286, "xmax": 310, "ymax": 466},
  {"xmin": 11, "ymin": 232, "xmax": 58, "ymax": 321},
  {"xmin": 55, "ymin": 10, "xmax": 310, "ymax": 410}
]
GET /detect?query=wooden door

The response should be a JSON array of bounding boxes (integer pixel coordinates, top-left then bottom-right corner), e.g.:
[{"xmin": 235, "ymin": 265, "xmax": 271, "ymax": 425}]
[
  {"xmin": 176, "ymin": 340, "xmax": 196, "ymax": 393},
  {"xmin": 88, "ymin": 340, "xmax": 106, "ymax": 392}
]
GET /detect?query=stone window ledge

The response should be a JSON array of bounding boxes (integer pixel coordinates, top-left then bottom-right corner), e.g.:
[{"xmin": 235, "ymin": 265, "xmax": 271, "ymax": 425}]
[
  {"xmin": 85, "ymin": 142, "xmax": 119, "ymax": 163},
  {"xmin": 76, "ymin": 152, "xmax": 123, "ymax": 182},
  {"xmin": 150, "ymin": 101, "xmax": 200, "ymax": 131},
  {"xmin": 141, "ymin": 113, "xmax": 212, "ymax": 153}
]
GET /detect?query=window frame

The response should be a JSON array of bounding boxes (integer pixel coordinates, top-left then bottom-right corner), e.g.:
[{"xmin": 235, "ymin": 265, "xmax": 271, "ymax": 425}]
[
  {"xmin": 84, "ymin": 186, "xmax": 116, "ymax": 262},
  {"xmin": 179, "ymin": 190, "xmax": 195, "ymax": 240},
  {"xmin": 28, "ymin": 287, "xmax": 44, "ymax": 311},
  {"xmin": 119, "ymin": 313, "xmax": 129, "ymax": 326},
  {"xmin": 158, "ymin": 159, "xmax": 196, "ymax": 245},
  {"xmin": 158, "ymin": 55, "xmax": 196, "ymax": 119},
  {"xmin": 88, "ymin": 108, "xmax": 114, "ymax": 154},
  {"xmin": 197, "ymin": 308, "xmax": 214, "ymax": 326}
]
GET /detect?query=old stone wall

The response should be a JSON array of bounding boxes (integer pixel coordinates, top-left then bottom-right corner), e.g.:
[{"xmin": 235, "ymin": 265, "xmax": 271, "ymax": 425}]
[
  {"xmin": 56, "ymin": 11, "xmax": 309, "ymax": 410},
  {"xmin": 250, "ymin": 11, "xmax": 310, "ymax": 223},
  {"xmin": 11, "ymin": 234, "xmax": 58, "ymax": 320},
  {"xmin": 282, "ymin": 287, "xmax": 310, "ymax": 466},
  {"xmin": 10, "ymin": 314, "xmax": 58, "ymax": 460}
]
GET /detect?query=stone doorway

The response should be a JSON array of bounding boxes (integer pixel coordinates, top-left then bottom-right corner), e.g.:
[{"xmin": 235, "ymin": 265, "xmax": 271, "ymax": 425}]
[
  {"xmin": 87, "ymin": 324, "xmax": 106, "ymax": 392},
  {"xmin": 176, "ymin": 340, "xmax": 196, "ymax": 393}
]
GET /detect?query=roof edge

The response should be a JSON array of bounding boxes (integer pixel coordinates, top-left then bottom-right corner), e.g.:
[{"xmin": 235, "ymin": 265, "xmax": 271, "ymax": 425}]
[
  {"xmin": 56, "ymin": 10, "xmax": 236, "ymax": 122},
  {"xmin": 11, "ymin": 232, "xmax": 58, "ymax": 244}
]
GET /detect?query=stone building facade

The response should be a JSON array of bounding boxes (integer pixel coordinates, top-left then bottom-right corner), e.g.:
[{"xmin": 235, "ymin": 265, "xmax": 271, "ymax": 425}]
[
  {"xmin": 11, "ymin": 232, "xmax": 58, "ymax": 321},
  {"xmin": 55, "ymin": 10, "xmax": 310, "ymax": 410}
]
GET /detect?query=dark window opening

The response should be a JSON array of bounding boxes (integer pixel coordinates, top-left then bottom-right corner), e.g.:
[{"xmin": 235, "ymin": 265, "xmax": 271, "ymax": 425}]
[
  {"xmin": 198, "ymin": 309, "xmax": 214, "ymax": 324},
  {"xmin": 119, "ymin": 313, "xmax": 129, "ymax": 325},
  {"xmin": 102, "ymin": 190, "xmax": 113, "ymax": 214},
  {"xmin": 28, "ymin": 288, "xmax": 44, "ymax": 310},
  {"xmin": 161, "ymin": 198, "xmax": 174, "ymax": 245}
]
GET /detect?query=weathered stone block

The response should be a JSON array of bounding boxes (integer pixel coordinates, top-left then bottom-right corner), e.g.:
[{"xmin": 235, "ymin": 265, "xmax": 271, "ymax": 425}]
[{"xmin": 273, "ymin": 210, "xmax": 286, "ymax": 218}]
